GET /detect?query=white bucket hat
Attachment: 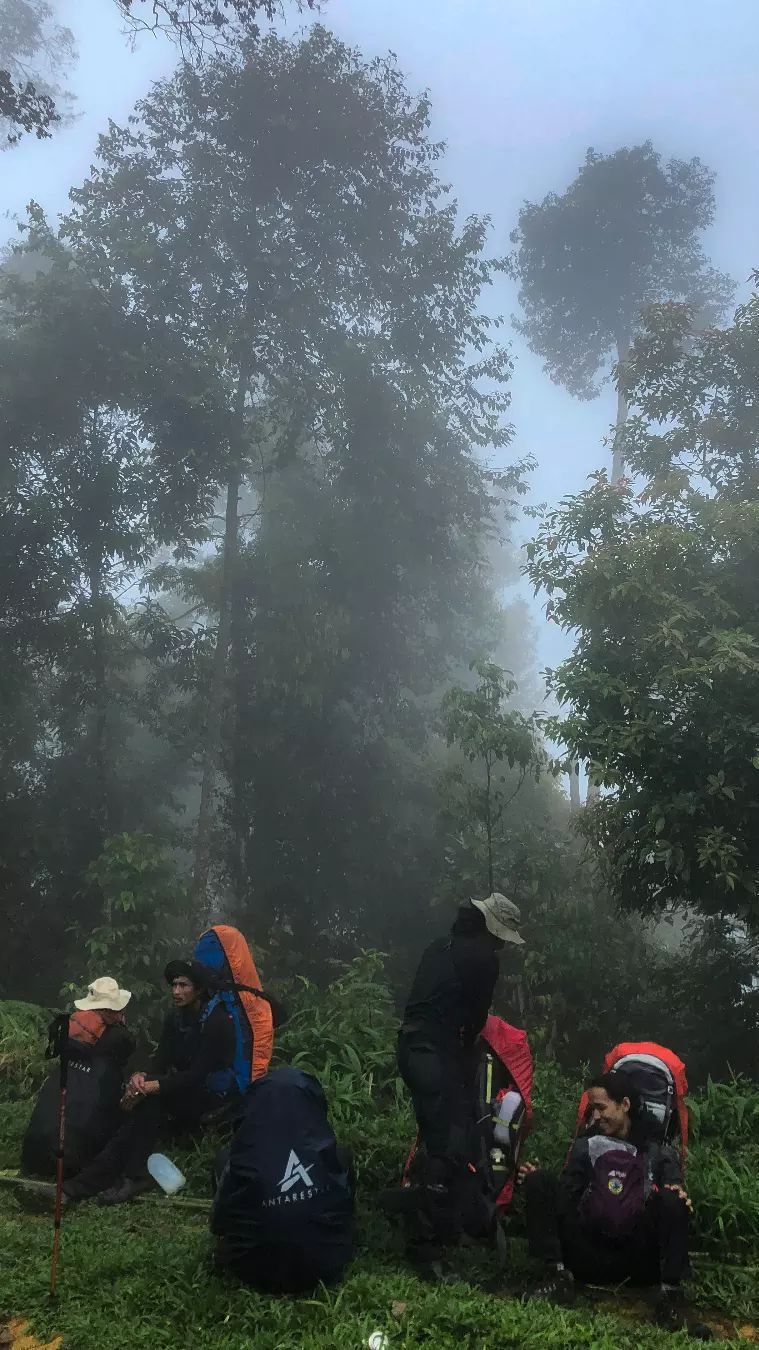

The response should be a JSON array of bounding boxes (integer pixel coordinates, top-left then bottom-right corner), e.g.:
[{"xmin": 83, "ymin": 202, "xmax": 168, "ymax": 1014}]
[
  {"xmin": 470, "ymin": 892, "xmax": 525, "ymax": 945},
  {"xmin": 74, "ymin": 976, "xmax": 132, "ymax": 1013}
]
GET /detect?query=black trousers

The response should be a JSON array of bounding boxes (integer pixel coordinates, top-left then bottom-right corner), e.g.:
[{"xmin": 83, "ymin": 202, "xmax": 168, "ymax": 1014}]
[
  {"xmin": 523, "ymin": 1169, "xmax": 690, "ymax": 1286},
  {"xmin": 63, "ymin": 1093, "xmax": 213, "ymax": 1199},
  {"xmin": 397, "ymin": 1032, "xmax": 482, "ymax": 1262}
]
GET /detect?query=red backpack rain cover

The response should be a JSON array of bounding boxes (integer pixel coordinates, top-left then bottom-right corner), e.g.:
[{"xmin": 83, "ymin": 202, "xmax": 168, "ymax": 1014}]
[
  {"xmin": 402, "ymin": 1015, "xmax": 534, "ymax": 1212},
  {"xmin": 573, "ymin": 1040, "xmax": 689, "ymax": 1164}
]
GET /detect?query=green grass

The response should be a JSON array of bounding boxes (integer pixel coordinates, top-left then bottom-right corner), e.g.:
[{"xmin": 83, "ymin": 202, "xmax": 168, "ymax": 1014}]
[
  {"xmin": 1, "ymin": 1192, "xmax": 752, "ymax": 1349},
  {"xmin": 2, "ymin": 967, "xmax": 759, "ymax": 1347}
]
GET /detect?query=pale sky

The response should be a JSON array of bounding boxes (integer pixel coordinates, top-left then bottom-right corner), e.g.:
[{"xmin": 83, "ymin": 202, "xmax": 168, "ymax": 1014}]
[{"xmin": 3, "ymin": 0, "xmax": 757, "ymax": 676}]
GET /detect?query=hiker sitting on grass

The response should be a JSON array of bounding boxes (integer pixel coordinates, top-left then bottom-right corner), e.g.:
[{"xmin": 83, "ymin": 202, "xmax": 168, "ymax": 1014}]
[
  {"xmin": 519, "ymin": 1071, "xmax": 694, "ymax": 1333},
  {"xmin": 21, "ymin": 977, "xmax": 135, "ymax": 1181},
  {"xmin": 27, "ymin": 959, "xmax": 236, "ymax": 1210}
]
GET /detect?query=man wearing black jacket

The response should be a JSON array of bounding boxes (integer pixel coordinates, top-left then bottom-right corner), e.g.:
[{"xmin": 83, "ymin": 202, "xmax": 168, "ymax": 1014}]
[
  {"xmin": 29, "ymin": 960, "xmax": 236, "ymax": 1209},
  {"xmin": 396, "ymin": 892, "xmax": 524, "ymax": 1280},
  {"xmin": 522, "ymin": 1071, "xmax": 693, "ymax": 1331}
]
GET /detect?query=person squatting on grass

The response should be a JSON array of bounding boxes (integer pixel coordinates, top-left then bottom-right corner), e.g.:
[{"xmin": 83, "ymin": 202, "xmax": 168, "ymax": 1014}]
[{"xmin": 520, "ymin": 1071, "xmax": 694, "ymax": 1333}]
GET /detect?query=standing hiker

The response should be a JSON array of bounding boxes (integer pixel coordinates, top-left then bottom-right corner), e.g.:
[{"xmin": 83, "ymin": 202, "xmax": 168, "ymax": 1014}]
[{"xmin": 396, "ymin": 893, "xmax": 525, "ymax": 1281}]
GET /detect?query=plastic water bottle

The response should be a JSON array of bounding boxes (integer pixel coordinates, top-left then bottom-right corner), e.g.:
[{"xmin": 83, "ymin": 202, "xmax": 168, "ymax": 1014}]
[{"xmin": 147, "ymin": 1152, "xmax": 186, "ymax": 1195}]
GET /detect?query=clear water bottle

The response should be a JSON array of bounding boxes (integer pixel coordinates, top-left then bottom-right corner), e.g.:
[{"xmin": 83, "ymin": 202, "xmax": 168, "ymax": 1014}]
[{"xmin": 147, "ymin": 1152, "xmax": 186, "ymax": 1195}]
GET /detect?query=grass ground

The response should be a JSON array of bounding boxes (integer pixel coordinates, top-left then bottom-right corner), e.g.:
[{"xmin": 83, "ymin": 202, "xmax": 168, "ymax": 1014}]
[
  {"xmin": 2, "ymin": 972, "xmax": 759, "ymax": 1348},
  {"xmin": 2, "ymin": 1189, "xmax": 757, "ymax": 1350}
]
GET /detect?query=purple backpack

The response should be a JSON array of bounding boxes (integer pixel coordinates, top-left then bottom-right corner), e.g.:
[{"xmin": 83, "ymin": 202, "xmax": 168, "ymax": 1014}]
[{"xmin": 579, "ymin": 1137, "xmax": 647, "ymax": 1238}]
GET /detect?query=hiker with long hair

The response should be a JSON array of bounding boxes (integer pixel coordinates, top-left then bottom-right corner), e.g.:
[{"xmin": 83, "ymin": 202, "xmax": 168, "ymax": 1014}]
[
  {"xmin": 395, "ymin": 893, "xmax": 525, "ymax": 1282},
  {"xmin": 21, "ymin": 977, "xmax": 134, "ymax": 1180},
  {"xmin": 520, "ymin": 1070, "xmax": 694, "ymax": 1332}
]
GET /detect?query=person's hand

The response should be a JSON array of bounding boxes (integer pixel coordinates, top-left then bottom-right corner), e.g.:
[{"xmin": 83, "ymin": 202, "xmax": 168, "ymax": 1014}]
[
  {"xmin": 128, "ymin": 1072, "xmax": 147, "ymax": 1093},
  {"xmin": 664, "ymin": 1183, "xmax": 693, "ymax": 1212},
  {"xmin": 518, "ymin": 1161, "xmax": 538, "ymax": 1184}
]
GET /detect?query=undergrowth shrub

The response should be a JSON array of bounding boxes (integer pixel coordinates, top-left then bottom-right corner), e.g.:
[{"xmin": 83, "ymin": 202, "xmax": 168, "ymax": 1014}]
[
  {"xmin": 275, "ymin": 951, "xmax": 412, "ymax": 1188},
  {"xmin": 0, "ymin": 1001, "xmax": 49, "ymax": 1100}
]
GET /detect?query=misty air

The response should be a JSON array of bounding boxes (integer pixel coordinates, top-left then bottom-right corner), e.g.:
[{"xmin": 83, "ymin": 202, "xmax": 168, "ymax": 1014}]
[{"xmin": 0, "ymin": 1, "xmax": 757, "ymax": 1345}]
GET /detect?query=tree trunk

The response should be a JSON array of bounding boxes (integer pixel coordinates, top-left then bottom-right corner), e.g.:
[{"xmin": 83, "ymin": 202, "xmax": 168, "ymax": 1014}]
[
  {"xmin": 89, "ymin": 553, "xmax": 110, "ymax": 838},
  {"xmin": 569, "ymin": 759, "xmax": 581, "ymax": 813},
  {"xmin": 485, "ymin": 757, "xmax": 494, "ymax": 894},
  {"xmin": 228, "ymin": 531, "xmax": 250, "ymax": 906},
  {"xmin": 192, "ymin": 373, "xmax": 248, "ymax": 911},
  {"xmin": 610, "ymin": 336, "xmax": 630, "ymax": 484}
]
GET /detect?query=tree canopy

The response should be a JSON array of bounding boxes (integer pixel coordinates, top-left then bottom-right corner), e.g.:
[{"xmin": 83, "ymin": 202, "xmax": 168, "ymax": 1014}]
[
  {"xmin": 526, "ymin": 282, "xmax": 759, "ymax": 925},
  {"xmin": 510, "ymin": 141, "xmax": 733, "ymax": 402}
]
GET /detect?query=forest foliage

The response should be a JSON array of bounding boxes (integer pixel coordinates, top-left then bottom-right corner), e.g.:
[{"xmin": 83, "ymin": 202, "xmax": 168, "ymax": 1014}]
[{"xmin": 1, "ymin": 11, "xmax": 758, "ymax": 1090}]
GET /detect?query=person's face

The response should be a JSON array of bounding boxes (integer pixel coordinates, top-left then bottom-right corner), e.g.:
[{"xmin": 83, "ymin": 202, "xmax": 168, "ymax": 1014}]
[
  {"xmin": 587, "ymin": 1087, "xmax": 630, "ymax": 1138},
  {"xmin": 171, "ymin": 976, "xmax": 200, "ymax": 1009}
]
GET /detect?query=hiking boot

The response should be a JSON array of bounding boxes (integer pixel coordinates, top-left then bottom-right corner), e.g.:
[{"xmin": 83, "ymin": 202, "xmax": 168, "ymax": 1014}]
[
  {"xmin": 528, "ymin": 1267, "xmax": 576, "ymax": 1307},
  {"xmin": 653, "ymin": 1286, "xmax": 686, "ymax": 1332},
  {"xmin": 97, "ymin": 1176, "xmax": 154, "ymax": 1206},
  {"xmin": 17, "ymin": 1184, "xmax": 76, "ymax": 1214}
]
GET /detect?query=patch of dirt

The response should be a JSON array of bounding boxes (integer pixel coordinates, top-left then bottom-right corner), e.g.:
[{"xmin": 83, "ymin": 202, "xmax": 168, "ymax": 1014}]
[{"xmin": 0, "ymin": 1320, "xmax": 62, "ymax": 1349}]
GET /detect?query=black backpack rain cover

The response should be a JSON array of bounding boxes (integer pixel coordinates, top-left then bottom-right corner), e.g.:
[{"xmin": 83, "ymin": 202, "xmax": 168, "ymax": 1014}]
[
  {"xmin": 211, "ymin": 1066, "xmax": 354, "ymax": 1277},
  {"xmin": 21, "ymin": 1038, "xmax": 124, "ymax": 1179}
]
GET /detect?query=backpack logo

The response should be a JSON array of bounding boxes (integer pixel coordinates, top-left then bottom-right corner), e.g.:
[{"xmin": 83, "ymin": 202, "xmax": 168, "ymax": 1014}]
[
  {"xmin": 608, "ymin": 1174, "xmax": 624, "ymax": 1196},
  {"xmin": 278, "ymin": 1149, "xmax": 315, "ymax": 1194}
]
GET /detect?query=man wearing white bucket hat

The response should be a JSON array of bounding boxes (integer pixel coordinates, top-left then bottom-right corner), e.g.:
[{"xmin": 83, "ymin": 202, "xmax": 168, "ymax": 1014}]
[
  {"xmin": 21, "ymin": 975, "xmax": 134, "ymax": 1182},
  {"xmin": 74, "ymin": 976, "xmax": 132, "ymax": 1015},
  {"xmin": 395, "ymin": 893, "xmax": 524, "ymax": 1281}
]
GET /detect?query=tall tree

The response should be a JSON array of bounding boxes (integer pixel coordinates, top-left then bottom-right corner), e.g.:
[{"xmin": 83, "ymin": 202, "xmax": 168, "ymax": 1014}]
[
  {"xmin": 442, "ymin": 661, "xmax": 545, "ymax": 894},
  {"xmin": 65, "ymin": 27, "xmax": 513, "ymax": 910},
  {"xmin": 204, "ymin": 367, "xmax": 530, "ymax": 956},
  {"xmin": 0, "ymin": 223, "xmax": 220, "ymax": 982},
  {"xmin": 525, "ymin": 282, "xmax": 759, "ymax": 926},
  {"xmin": 510, "ymin": 141, "xmax": 732, "ymax": 482},
  {"xmin": 511, "ymin": 141, "xmax": 733, "ymax": 806}
]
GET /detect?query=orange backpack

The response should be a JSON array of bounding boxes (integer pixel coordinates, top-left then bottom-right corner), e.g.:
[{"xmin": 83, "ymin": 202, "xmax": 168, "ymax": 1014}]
[{"xmin": 574, "ymin": 1041, "xmax": 689, "ymax": 1165}]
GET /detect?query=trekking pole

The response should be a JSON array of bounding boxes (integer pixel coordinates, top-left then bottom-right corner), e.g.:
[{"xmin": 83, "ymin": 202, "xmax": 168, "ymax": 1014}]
[{"xmin": 47, "ymin": 1013, "xmax": 70, "ymax": 1301}]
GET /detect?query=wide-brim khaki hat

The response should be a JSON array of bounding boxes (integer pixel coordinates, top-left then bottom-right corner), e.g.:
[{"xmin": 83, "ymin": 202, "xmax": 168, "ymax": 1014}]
[
  {"xmin": 74, "ymin": 976, "xmax": 132, "ymax": 1013},
  {"xmin": 471, "ymin": 892, "xmax": 525, "ymax": 945}
]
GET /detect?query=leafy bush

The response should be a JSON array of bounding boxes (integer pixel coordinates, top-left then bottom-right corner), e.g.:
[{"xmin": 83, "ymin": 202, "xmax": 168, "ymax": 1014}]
[
  {"xmin": 62, "ymin": 833, "xmax": 193, "ymax": 1035},
  {"xmin": 689, "ymin": 1076, "xmax": 759, "ymax": 1143},
  {"xmin": 275, "ymin": 951, "xmax": 413, "ymax": 1187},
  {"xmin": 0, "ymin": 1001, "xmax": 49, "ymax": 1101}
]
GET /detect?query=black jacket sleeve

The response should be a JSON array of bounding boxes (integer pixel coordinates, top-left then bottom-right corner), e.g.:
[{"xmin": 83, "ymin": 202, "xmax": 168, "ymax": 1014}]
[
  {"xmin": 451, "ymin": 937, "xmax": 499, "ymax": 1043},
  {"xmin": 653, "ymin": 1144, "xmax": 683, "ymax": 1189},
  {"xmin": 156, "ymin": 1004, "xmax": 234, "ymax": 1102},
  {"xmin": 153, "ymin": 1013, "xmax": 175, "ymax": 1076}
]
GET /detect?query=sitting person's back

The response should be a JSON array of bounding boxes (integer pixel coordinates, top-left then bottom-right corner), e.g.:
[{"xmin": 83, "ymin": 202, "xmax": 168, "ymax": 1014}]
[
  {"xmin": 22, "ymin": 977, "xmax": 134, "ymax": 1179},
  {"xmin": 211, "ymin": 1066, "xmax": 354, "ymax": 1294}
]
